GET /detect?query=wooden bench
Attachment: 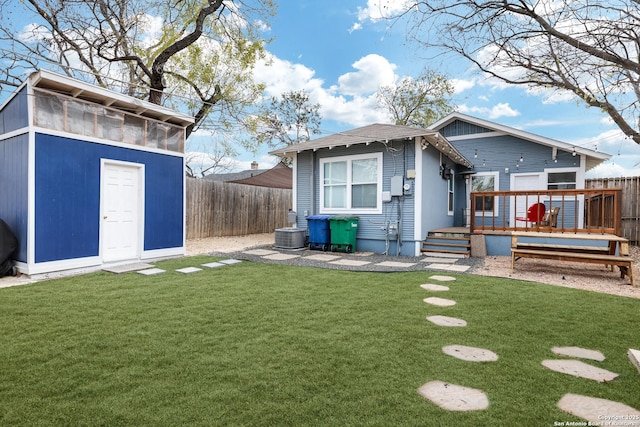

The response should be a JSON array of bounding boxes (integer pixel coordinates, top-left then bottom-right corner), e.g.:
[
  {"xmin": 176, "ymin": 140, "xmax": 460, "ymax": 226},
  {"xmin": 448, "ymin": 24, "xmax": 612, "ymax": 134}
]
[{"xmin": 511, "ymin": 232, "xmax": 634, "ymax": 286}]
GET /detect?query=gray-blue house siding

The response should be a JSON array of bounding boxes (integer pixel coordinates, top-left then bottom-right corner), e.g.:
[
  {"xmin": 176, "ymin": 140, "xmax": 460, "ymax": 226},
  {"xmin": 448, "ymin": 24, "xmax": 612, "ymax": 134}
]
[{"xmin": 273, "ymin": 114, "xmax": 609, "ymax": 257}]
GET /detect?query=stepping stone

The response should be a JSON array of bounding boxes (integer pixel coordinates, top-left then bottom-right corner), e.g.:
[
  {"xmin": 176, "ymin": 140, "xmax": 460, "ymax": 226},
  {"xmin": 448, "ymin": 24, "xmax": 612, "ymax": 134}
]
[
  {"xmin": 137, "ymin": 268, "xmax": 166, "ymax": 276},
  {"xmin": 541, "ymin": 360, "xmax": 619, "ymax": 382},
  {"xmin": 427, "ymin": 264, "xmax": 470, "ymax": 272},
  {"xmin": 219, "ymin": 259, "xmax": 242, "ymax": 265},
  {"xmin": 375, "ymin": 261, "xmax": 416, "ymax": 268},
  {"xmin": 423, "ymin": 297, "xmax": 456, "ymax": 307},
  {"xmin": 421, "ymin": 257, "xmax": 458, "ymax": 264},
  {"xmin": 552, "ymin": 346, "xmax": 605, "ymax": 361},
  {"xmin": 427, "ymin": 315, "xmax": 467, "ymax": 327},
  {"xmin": 429, "ymin": 275, "xmax": 456, "ymax": 282},
  {"xmin": 202, "ymin": 262, "xmax": 226, "ymax": 268},
  {"xmin": 629, "ymin": 349, "xmax": 640, "ymax": 374},
  {"xmin": 104, "ymin": 262, "xmax": 154, "ymax": 274},
  {"xmin": 243, "ymin": 249, "xmax": 278, "ymax": 256},
  {"xmin": 328, "ymin": 259, "xmax": 371, "ymax": 267},
  {"xmin": 262, "ymin": 253, "xmax": 300, "ymax": 261},
  {"xmin": 558, "ymin": 393, "xmax": 640, "ymax": 424},
  {"xmin": 176, "ymin": 267, "xmax": 202, "ymax": 274},
  {"xmin": 420, "ymin": 284, "xmax": 449, "ymax": 291},
  {"xmin": 304, "ymin": 254, "xmax": 341, "ymax": 261},
  {"xmin": 443, "ymin": 345, "xmax": 498, "ymax": 362},
  {"xmin": 418, "ymin": 381, "xmax": 489, "ymax": 411}
]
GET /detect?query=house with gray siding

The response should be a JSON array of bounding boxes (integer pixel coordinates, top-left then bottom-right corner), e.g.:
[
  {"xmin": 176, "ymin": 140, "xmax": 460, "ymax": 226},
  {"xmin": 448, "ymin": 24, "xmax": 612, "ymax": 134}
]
[{"xmin": 270, "ymin": 112, "xmax": 610, "ymax": 256}]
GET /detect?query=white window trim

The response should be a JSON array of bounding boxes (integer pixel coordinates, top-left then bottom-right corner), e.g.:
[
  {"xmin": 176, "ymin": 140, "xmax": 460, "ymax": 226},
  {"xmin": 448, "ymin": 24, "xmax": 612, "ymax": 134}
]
[
  {"xmin": 319, "ymin": 152, "xmax": 383, "ymax": 215},
  {"xmin": 545, "ymin": 167, "xmax": 579, "ymax": 194},
  {"xmin": 447, "ymin": 170, "xmax": 454, "ymax": 216},
  {"xmin": 471, "ymin": 171, "xmax": 500, "ymax": 217}
]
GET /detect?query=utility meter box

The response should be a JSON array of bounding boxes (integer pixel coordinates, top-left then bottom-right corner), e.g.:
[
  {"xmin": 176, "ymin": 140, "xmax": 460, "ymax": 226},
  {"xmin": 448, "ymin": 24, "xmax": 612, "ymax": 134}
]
[{"xmin": 390, "ymin": 176, "xmax": 404, "ymax": 196}]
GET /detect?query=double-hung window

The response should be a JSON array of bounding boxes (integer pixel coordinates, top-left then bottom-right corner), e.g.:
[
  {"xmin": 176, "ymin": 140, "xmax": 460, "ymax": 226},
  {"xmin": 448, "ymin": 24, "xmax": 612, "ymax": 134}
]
[{"xmin": 320, "ymin": 153, "xmax": 382, "ymax": 214}]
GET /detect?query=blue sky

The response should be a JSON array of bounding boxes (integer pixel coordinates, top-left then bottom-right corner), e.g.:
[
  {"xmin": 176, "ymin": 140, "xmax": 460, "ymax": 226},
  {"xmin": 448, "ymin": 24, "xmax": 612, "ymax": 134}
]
[
  {"xmin": 239, "ymin": 0, "xmax": 640, "ymax": 178},
  {"xmin": 2, "ymin": 0, "xmax": 639, "ymax": 177}
]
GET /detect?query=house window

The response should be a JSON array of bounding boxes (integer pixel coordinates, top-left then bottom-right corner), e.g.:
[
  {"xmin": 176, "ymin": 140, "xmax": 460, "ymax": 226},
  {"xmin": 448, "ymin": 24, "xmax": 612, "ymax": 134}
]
[
  {"xmin": 548, "ymin": 171, "xmax": 576, "ymax": 189},
  {"xmin": 320, "ymin": 153, "xmax": 382, "ymax": 213},
  {"xmin": 447, "ymin": 171, "xmax": 454, "ymax": 215},
  {"xmin": 471, "ymin": 172, "xmax": 499, "ymax": 216}
]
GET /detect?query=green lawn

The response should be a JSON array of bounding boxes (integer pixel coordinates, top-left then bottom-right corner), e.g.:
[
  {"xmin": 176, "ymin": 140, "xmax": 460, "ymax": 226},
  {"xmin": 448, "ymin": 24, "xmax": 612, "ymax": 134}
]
[{"xmin": 1, "ymin": 255, "xmax": 639, "ymax": 426}]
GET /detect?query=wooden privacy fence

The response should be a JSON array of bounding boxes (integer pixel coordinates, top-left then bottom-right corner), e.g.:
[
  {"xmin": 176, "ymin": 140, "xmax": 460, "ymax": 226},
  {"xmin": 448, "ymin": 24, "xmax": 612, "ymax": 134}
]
[
  {"xmin": 186, "ymin": 178, "xmax": 292, "ymax": 239},
  {"xmin": 586, "ymin": 176, "xmax": 640, "ymax": 244}
]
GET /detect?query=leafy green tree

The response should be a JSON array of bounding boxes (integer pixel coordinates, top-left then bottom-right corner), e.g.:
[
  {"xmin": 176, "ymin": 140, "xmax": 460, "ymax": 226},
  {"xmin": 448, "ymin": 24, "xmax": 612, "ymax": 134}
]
[
  {"xmin": 0, "ymin": 0, "xmax": 275, "ymax": 137},
  {"xmin": 251, "ymin": 90, "xmax": 322, "ymax": 149},
  {"xmin": 376, "ymin": 68, "xmax": 455, "ymax": 127},
  {"xmin": 398, "ymin": 0, "xmax": 640, "ymax": 143}
]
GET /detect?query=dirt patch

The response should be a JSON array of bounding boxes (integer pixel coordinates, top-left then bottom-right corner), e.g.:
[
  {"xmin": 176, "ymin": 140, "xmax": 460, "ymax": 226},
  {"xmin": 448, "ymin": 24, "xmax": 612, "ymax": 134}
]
[
  {"xmin": 186, "ymin": 233, "xmax": 275, "ymax": 255},
  {"xmin": 474, "ymin": 245, "xmax": 640, "ymax": 299}
]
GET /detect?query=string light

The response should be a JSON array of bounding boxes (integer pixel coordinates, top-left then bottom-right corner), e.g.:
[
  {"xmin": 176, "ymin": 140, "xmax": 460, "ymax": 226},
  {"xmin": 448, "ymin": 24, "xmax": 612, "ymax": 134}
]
[{"xmin": 519, "ymin": 153, "xmax": 524, "ymax": 162}]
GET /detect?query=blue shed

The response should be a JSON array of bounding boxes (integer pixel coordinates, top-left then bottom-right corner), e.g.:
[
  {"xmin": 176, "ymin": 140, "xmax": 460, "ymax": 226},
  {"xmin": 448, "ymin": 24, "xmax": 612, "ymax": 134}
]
[{"xmin": 0, "ymin": 70, "xmax": 194, "ymax": 275}]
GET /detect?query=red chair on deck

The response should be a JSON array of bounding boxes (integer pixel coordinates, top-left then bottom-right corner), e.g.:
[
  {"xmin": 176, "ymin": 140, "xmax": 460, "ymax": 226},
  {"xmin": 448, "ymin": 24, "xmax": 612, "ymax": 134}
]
[{"xmin": 516, "ymin": 202, "xmax": 546, "ymax": 225}]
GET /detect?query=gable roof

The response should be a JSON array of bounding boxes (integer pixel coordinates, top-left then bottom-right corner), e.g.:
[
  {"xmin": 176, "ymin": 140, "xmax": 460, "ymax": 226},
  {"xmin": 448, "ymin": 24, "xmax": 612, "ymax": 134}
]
[
  {"xmin": 269, "ymin": 123, "xmax": 473, "ymax": 168},
  {"xmin": 204, "ymin": 163, "xmax": 292, "ymax": 189},
  {"xmin": 229, "ymin": 162, "xmax": 292, "ymax": 189},
  {"xmin": 430, "ymin": 112, "xmax": 611, "ymax": 171}
]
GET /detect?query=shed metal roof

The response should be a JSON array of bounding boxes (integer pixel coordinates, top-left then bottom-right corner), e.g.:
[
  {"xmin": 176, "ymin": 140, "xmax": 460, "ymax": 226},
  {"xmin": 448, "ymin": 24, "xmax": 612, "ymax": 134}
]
[{"xmin": 27, "ymin": 69, "xmax": 194, "ymax": 128}]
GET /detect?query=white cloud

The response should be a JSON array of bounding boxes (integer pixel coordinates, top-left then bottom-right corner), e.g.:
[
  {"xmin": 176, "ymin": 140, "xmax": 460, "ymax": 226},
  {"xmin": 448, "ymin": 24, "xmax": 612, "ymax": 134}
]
[
  {"xmin": 336, "ymin": 54, "xmax": 397, "ymax": 96},
  {"xmin": 457, "ymin": 102, "xmax": 520, "ymax": 119},
  {"xmin": 356, "ymin": 0, "xmax": 413, "ymax": 22},
  {"xmin": 450, "ymin": 78, "xmax": 475, "ymax": 94},
  {"xmin": 348, "ymin": 22, "xmax": 362, "ymax": 33}
]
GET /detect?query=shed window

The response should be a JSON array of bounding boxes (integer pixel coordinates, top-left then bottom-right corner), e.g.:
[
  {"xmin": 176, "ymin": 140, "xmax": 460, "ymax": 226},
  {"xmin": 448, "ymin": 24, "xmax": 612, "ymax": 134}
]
[{"xmin": 320, "ymin": 153, "xmax": 382, "ymax": 214}]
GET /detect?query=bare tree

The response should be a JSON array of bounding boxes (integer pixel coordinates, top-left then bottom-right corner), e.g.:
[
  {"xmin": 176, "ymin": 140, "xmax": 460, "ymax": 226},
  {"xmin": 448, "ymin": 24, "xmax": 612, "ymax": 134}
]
[
  {"xmin": 0, "ymin": 0, "xmax": 275, "ymax": 138},
  {"xmin": 376, "ymin": 68, "xmax": 454, "ymax": 127},
  {"xmin": 398, "ymin": 1, "xmax": 640, "ymax": 143}
]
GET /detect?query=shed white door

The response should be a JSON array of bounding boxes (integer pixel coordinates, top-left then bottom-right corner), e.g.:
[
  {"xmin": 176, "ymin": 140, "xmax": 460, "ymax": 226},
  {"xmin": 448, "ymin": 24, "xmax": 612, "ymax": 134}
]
[
  {"xmin": 101, "ymin": 161, "xmax": 143, "ymax": 262},
  {"xmin": 511, "ymin": 173, "xmax": 543, "ymax": 227}
]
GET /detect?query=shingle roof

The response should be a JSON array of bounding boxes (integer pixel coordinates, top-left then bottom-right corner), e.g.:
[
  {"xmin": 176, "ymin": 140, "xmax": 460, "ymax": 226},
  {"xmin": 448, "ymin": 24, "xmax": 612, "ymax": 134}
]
[{"xmin": 269, "ymin": 123, "xmax": 473, "ymax": 167}]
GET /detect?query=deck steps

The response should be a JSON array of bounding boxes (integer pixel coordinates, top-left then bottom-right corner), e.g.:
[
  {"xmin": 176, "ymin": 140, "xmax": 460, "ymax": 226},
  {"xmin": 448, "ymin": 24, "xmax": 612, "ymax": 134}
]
[{"xmin": 421, "ymin": 232, "xmax": 471, "ymax": 258}]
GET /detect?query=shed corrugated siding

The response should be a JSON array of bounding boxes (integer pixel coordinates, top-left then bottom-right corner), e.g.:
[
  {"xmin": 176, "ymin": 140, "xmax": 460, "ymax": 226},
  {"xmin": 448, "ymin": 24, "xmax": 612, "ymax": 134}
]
[
  {"xmin": 440, "ymin": 120, "xmax": 493, "ymax": 138},
  {"xmin": 34, "ymin": 134, "xmax": 183, "ymax": 262},
  {"xmin": 0, "ymin": 135, "xmax": 29, "ymax": 262},
  {"xmin": 0, "ymin": 87, "xmax": 29, "ymax": 134}
]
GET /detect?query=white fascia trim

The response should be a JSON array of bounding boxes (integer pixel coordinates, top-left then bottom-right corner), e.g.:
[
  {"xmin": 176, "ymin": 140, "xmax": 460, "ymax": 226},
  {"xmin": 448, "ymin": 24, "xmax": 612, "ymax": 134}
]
[
  {"xmin": 17, "ymin": 256, "xmax": 102, "ymax": 276},
  {"xmin": 413, "ymin": 138, "xmax": 423, "ymax": 257}
]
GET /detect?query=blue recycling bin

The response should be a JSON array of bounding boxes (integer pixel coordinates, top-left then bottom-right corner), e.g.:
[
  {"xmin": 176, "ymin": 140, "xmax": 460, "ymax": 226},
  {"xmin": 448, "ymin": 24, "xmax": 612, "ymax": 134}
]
[{"xmin": 306, "ymin": 215, "xmax": 332, "ymax": 251}]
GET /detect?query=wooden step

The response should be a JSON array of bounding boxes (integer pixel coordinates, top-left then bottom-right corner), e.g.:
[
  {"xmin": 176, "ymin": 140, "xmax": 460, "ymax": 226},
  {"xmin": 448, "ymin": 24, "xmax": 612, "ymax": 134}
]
[
  {"xmin": 422, "ymin": 231, "xmax": 471, "ymax": 257},
  {"xmin": 422, "ymin": 241, "xmax": 470, "ymax": 249},
  {"xmin": 421, "ymin": 247, "xmax": 470, "ymax": 255}
]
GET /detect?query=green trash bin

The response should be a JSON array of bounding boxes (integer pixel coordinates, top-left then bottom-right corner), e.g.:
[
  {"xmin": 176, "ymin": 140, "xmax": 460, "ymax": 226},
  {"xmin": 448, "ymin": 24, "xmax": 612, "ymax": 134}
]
[{"xmin": 329, "ymin": 216, "xmax": 359, "ymax": 253}]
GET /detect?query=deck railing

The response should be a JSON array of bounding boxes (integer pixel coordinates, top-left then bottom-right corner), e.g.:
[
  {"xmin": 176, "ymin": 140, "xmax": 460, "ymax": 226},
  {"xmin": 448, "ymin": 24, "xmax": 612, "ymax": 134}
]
[{"xmin": 469, "ymin": 188, "xmax": 622, "ymax": 235}]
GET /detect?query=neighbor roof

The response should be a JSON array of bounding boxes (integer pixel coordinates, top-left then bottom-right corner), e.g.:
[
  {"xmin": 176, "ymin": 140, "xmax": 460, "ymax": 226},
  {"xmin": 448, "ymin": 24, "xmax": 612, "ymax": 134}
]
[
  {"xmin": 269, "ymin": 123, "xmax": 473, "ymax": 168},
  {"xmin": 430, "ymin": 112, "xmax": 611, "ymax": 171}
]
